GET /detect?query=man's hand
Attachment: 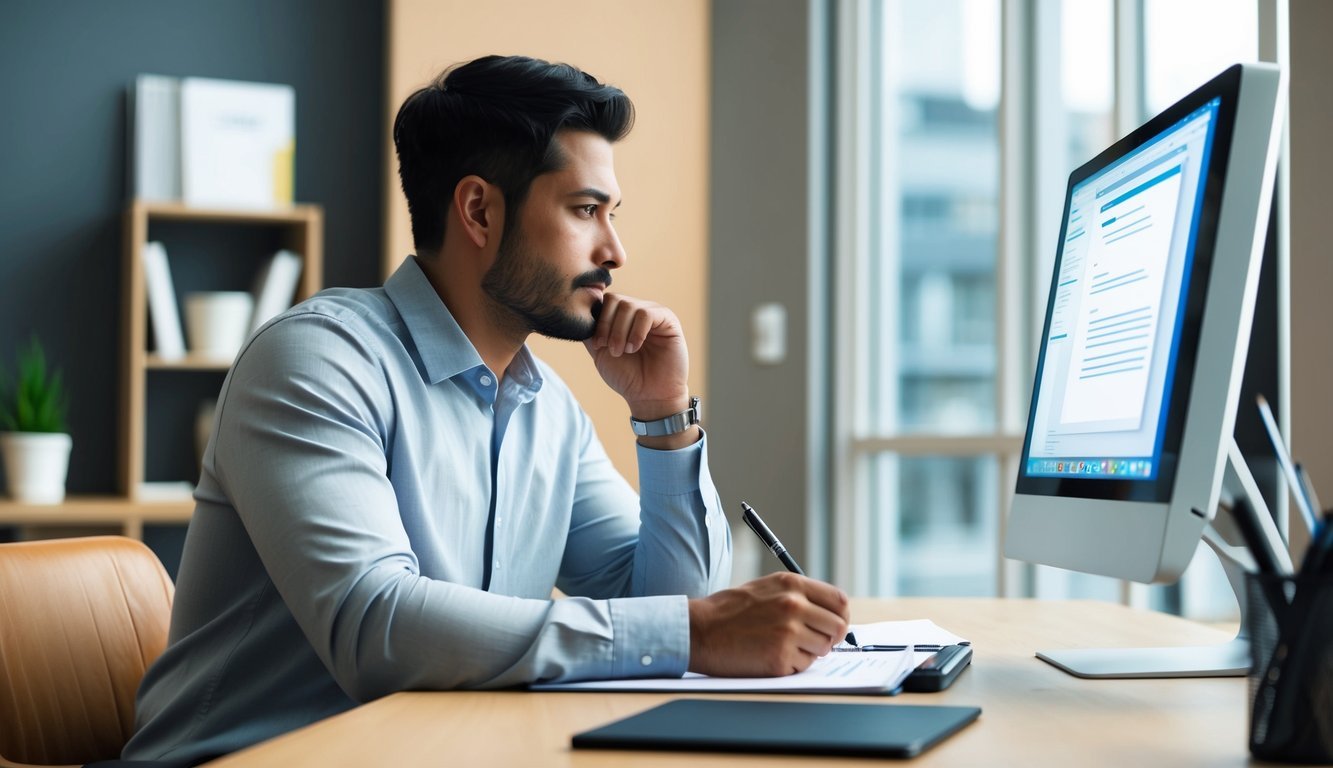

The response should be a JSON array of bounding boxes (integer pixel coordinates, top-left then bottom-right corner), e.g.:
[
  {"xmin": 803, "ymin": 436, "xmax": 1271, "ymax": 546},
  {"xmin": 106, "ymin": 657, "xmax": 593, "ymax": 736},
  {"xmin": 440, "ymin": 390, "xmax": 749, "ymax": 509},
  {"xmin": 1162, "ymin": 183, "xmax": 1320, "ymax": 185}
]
[
  {"xmin": 686, "ymin": 572, "xmax": 851, "ymax": 677},
  {"xmin": 583, "ymin": 294, "xmax": 695, "ymax": 447}
]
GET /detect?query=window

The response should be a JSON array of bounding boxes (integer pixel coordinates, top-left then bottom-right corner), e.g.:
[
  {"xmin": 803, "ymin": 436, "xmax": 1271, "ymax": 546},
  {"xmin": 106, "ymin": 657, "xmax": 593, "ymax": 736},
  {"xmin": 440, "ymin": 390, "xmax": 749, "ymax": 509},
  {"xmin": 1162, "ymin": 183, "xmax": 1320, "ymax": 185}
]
[{"xmin": 834, "ymin": 0, "xmax": 1264, "ymax": 613}]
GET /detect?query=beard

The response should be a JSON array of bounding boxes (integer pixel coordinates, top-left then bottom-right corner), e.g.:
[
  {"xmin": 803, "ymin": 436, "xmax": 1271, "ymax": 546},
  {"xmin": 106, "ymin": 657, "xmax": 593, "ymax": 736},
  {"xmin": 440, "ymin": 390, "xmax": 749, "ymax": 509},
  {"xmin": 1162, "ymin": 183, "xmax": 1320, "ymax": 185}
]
[{"xmin": 481, "ymin": 226, "xmax": 611, "ymax": 342}]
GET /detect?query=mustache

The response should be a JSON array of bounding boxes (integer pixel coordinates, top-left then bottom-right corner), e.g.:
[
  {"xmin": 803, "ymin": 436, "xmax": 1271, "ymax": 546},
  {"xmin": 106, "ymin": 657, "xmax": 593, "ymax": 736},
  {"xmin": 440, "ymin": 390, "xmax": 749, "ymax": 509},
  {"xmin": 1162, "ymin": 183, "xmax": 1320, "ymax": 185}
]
[{"xmin": 572, "ymin": 269, "xmax": 613, "ymax": 291}]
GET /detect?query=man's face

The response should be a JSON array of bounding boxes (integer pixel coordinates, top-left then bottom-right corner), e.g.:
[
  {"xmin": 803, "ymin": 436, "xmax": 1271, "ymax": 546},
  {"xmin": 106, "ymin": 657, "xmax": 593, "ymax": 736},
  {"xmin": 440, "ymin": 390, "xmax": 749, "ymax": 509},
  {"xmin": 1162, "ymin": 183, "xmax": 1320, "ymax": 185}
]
[{"xmin": 481, "ymin": 131, "xmax": 626, "ymax": 341}]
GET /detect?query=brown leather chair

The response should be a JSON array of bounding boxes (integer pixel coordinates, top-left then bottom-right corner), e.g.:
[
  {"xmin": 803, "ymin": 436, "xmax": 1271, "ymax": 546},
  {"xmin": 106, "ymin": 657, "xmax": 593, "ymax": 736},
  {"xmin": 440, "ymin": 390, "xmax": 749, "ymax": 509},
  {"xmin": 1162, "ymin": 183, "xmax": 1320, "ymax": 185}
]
[{"xmin": 0, "ymin": 536, "xmax": 173, "ymax": 768}]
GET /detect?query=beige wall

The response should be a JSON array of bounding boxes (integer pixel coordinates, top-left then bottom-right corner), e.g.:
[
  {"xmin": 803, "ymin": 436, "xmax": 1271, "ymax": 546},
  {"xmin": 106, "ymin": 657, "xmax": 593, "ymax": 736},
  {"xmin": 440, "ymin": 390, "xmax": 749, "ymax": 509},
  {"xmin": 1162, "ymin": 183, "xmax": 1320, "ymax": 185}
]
[{"xmin": 384, "ymin": 0, "xmax": 710, "ymax": 484}]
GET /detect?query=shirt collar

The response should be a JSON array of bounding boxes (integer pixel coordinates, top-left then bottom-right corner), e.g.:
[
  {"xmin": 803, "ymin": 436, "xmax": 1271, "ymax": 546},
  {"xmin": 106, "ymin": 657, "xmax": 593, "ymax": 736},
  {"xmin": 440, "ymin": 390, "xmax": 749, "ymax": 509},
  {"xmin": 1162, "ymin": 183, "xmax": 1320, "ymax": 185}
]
[{"xmin": 384, "ymin": 256, "xmax": 544, "ymax": 397}]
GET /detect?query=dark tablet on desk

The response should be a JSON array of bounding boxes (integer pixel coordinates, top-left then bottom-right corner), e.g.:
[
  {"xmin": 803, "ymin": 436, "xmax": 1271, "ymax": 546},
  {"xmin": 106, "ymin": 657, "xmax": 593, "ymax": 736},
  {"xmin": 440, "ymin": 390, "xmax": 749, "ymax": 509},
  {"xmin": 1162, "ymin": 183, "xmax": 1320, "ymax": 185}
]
[{"xmin": 572, "ymin": 698, "xmax": 981, "ymax": 759}]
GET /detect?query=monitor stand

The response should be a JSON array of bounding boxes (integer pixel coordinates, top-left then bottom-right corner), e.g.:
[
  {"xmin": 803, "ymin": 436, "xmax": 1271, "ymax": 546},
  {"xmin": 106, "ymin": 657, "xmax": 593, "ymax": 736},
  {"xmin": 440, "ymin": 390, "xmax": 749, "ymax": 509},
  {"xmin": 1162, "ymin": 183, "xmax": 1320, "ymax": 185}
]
[{"xmin": 1036, "ymin": 439, "xmax": 1293, "ymax": 679}]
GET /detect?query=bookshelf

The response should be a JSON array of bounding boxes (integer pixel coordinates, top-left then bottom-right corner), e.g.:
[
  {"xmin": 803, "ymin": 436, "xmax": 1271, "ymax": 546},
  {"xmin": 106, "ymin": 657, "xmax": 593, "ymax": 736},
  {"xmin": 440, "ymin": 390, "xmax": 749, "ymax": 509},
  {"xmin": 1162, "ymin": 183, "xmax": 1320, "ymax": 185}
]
[
  {"xmin": 0, "ymin": 202, "xmax": 322, "ymax": 540},
  {"xmin": 120, "ymin": 200, "xmax": 323, "ymax": 504}
]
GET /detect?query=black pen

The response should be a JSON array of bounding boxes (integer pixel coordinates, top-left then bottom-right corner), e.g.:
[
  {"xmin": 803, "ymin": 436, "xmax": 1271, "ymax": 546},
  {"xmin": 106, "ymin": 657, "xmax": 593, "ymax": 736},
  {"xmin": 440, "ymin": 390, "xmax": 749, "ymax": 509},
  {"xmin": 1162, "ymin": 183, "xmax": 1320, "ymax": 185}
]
[
  {"xmin": 740, "ymin": 501, "xmax": 804, "ymax": 575},
  {"xmin": 741, "ymin": 501, "xmax": 863, "ymax": 647}
]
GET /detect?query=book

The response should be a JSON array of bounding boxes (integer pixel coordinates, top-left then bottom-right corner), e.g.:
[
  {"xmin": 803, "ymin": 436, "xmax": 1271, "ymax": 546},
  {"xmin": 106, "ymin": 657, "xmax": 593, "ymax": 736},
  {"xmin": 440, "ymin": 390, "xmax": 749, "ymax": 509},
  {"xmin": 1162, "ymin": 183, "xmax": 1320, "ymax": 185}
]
[
  {"xmin": 128, "ymin": 74, "xmax": 181, "ymax": 201},
  {"xmin": 135, "ymin": 481, "xmax": 195, "ymax": 501},
  {"xmin": 142, "ymin": 241, "xmax": 186, "ymax": 359},
  {"xmin": 249, "ymin": 250, "xmax": 303, "ymax": 333},
  {"xmin": 180, "ymin": 77, "xmax": 295, "ymax": 209}
]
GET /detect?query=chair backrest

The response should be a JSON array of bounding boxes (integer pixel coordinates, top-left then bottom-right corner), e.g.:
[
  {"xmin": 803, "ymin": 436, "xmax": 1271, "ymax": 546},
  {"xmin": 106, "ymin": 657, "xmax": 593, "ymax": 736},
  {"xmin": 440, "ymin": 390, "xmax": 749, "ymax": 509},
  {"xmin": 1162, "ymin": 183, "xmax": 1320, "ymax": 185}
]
[{"xmin": 0, "ymin": 536, "xmax": 174, "ymax": 767}]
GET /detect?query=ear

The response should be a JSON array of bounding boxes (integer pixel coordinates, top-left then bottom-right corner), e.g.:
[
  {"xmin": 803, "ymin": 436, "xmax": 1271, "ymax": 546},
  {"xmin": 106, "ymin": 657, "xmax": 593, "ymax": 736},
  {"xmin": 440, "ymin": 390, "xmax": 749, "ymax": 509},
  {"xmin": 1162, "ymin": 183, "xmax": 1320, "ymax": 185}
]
[{"xmin": 452, "ymin": 175, "xmax": 504, "ymax": 250}]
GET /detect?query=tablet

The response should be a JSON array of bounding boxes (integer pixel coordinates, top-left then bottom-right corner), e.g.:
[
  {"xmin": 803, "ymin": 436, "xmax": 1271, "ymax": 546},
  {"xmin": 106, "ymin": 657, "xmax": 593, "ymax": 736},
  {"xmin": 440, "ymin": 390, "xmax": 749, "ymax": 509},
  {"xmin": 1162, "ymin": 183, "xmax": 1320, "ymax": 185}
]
[{"xmin": 572, "ymin": 698, "xmax": 981, "ymax": 758}]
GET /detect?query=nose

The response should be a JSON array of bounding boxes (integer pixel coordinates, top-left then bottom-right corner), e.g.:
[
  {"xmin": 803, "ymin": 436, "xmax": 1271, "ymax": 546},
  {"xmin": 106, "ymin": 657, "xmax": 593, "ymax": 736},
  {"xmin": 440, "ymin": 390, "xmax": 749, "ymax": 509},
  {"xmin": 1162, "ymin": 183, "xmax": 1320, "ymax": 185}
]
[{"xmin": 599, "ymin": 221, "xmax": 627, "ymax": 271}]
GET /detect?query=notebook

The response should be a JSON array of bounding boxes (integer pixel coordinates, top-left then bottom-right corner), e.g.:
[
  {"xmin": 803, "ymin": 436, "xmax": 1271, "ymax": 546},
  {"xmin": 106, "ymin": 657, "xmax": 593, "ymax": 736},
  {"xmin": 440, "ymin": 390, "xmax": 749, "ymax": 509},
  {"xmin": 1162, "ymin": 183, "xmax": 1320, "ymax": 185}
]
[
  {"xmin": 534, "ymin": 648, "xmax": 914, "ymax": 694},
  {"xmin": 532, "ymin": 618, "xmax": 968, "ymax": 695},
  {"xmin": 572, "ymin": 698, "xmax": 981, "ymax": 758}
]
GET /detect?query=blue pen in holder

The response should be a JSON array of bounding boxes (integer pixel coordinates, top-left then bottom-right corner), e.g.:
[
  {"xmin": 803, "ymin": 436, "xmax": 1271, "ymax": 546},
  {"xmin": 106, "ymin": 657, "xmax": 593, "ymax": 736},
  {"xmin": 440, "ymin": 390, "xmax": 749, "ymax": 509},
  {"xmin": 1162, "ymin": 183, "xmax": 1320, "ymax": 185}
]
[{"xmin": 1246, "ymin": 571, "xmax": 1333, "ymax": 763}]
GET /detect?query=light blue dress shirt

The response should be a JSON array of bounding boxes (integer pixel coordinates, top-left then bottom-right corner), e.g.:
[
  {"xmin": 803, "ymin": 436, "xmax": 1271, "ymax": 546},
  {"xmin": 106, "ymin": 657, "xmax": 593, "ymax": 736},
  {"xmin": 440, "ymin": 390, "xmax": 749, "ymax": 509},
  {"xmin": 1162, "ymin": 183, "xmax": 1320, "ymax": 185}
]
[{"xmin": 124, "ymin": 257, "xmax": 731, "ymax": 763}]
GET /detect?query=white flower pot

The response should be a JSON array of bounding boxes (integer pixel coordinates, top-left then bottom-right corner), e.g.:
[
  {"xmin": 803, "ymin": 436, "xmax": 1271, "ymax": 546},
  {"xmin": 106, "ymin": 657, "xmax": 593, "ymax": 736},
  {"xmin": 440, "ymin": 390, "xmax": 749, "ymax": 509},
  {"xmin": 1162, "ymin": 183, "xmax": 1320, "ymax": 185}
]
[{"xmin": 1, "ymin": 432, "xmax": 72, "ymax": 504}]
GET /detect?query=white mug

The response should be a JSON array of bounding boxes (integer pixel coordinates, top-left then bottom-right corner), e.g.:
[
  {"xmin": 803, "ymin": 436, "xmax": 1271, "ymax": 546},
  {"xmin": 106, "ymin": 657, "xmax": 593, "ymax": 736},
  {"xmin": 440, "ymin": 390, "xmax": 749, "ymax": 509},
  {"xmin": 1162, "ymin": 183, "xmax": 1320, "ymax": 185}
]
[{"xmin": 185, "ymin": 291, "xmax": 254, "ymax": 360}]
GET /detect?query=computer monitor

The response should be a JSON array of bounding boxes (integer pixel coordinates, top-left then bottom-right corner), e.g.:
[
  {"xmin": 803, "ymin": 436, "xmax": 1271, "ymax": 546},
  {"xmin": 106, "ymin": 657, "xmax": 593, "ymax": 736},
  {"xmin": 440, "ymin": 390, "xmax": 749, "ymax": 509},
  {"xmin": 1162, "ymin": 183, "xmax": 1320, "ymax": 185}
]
[{"xmin": 1005, "ymin": 63, "xmax": 1286, "ymax": 678}]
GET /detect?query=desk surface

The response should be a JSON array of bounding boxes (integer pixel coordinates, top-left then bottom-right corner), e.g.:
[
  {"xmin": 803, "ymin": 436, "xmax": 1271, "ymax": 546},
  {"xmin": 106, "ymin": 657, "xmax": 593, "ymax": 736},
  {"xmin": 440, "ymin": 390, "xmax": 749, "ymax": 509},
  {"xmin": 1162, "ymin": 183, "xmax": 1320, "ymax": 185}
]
[{"xmin": 205, "ymin": 598, "xmax": 1254, "ymax": 767}]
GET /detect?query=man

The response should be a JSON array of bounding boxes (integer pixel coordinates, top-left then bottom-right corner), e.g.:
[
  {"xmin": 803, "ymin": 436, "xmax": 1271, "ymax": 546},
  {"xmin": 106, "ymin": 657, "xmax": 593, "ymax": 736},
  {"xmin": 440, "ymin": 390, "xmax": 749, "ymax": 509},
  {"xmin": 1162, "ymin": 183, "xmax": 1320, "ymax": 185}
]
[{"xmin": 125, "ymin": 55, "xmax": 849, "ymax": 763}]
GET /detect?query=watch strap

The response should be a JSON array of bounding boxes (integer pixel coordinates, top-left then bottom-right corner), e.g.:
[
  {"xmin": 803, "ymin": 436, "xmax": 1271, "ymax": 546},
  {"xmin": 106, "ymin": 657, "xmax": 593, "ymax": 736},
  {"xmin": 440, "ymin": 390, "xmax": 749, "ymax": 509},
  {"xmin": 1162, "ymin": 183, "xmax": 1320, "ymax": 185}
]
[{"xmin": 630, "ymin": 396, "xmax": 702, "ymax": 437}]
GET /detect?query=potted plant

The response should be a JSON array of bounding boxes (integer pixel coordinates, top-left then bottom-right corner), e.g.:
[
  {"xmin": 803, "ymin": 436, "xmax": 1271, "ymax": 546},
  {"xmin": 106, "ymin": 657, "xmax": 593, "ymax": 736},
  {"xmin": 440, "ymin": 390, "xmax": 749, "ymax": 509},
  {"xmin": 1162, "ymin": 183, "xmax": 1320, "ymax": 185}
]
[{"xmin": 0, "ymin": 337, "xmax": 72, "ymax": 504}]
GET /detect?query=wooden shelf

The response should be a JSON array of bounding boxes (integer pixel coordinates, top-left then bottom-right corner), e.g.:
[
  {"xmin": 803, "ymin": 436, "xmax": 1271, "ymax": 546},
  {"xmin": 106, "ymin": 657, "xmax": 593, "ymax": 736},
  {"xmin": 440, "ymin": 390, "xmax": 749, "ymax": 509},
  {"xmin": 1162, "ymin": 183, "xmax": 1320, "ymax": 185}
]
[
  {"xmin": 145, "ymin": 353, "xmax": 234, "ymax": 371},
  {"xmin": 135, "ymin": 200, "xmax": 322, "ymax": 225},
  {"xmin": 0, "ymin": 495, "xmax": 194, "ymax": 538}
]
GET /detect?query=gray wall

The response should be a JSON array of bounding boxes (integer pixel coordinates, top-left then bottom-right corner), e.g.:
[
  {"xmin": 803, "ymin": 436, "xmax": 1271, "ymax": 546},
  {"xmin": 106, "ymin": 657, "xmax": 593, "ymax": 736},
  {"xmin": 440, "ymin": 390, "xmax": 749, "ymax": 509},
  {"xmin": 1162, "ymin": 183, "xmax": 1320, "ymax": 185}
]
[
  {"xmin": 1289, "ymin": 0, "xmax": 1333, "ymax": 508},
  {"xmin": 710, "ymin": 0, "xmax": 827, "ymax": 577},
  {"xmin": 0, "ymin": 1, "xmax": 385, "ymax": 498}
]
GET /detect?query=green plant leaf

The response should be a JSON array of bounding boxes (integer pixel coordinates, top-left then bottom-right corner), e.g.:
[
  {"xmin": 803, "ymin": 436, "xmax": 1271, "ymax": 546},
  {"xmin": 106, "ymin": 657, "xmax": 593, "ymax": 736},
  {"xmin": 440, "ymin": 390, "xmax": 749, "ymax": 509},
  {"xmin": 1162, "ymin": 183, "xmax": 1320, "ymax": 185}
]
[{"xmin": 0, "ymin": 336, "xmax": 69, "ymax": 434}]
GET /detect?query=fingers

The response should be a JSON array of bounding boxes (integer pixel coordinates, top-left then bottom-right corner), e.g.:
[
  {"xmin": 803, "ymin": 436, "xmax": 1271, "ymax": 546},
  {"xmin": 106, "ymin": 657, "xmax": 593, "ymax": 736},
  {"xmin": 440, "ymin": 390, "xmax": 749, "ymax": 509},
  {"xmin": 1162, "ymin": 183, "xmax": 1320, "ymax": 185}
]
[
  {"xmin": 800, "ymin": 575, "xmax": 852, "ymax": 624},
  {"xmin": 686, "ymin": 572, "xmax": 853, "ymax": 677},
  {"xmin": 591, "ymin": 294, "xmax": 676, "ymax": 357}
]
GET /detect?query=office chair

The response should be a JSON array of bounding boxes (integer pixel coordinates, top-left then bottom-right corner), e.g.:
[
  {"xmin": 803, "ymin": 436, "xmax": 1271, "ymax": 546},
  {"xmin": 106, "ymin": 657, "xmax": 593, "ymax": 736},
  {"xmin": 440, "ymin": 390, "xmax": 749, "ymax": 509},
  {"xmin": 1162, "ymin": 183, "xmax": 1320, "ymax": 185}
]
[{"xmin": 0, "ymin": 536, "xmax": 174, "ymax": 768}]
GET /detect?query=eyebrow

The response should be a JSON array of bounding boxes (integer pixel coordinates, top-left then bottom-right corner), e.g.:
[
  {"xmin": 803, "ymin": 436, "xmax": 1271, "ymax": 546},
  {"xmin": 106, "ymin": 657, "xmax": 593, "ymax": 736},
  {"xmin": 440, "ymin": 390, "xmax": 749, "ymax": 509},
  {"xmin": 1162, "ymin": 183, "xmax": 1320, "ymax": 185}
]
[{"xmin": 568, "ymin": 188, "xmax": 623, "ymax": 208}]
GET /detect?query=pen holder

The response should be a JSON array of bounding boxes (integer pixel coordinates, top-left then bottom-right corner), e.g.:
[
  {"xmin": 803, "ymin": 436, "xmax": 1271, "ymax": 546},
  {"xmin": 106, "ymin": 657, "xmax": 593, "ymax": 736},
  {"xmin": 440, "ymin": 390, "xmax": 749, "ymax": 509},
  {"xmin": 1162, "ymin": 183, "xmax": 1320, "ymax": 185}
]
[{"xmin": 1246, "ymin": 571, "xmax": 1333, "ymax": 763}]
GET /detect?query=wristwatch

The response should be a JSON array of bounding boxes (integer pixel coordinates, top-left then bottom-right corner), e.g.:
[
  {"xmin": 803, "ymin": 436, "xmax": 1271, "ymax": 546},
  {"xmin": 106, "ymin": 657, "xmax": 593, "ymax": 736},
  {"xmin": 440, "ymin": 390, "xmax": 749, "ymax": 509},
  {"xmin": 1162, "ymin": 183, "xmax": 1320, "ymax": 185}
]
[{"xmin": 630, "ymin": 396, "xmax": 702, "ymax": 437}]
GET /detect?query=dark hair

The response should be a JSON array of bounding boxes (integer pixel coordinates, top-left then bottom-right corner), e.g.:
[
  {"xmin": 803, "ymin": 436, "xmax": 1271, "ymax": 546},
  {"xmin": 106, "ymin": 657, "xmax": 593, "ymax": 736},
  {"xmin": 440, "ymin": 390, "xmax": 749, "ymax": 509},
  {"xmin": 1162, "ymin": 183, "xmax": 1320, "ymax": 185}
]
[{"xmin": 393, "ymin": 55, "xmax": 635, "ymax": 254}]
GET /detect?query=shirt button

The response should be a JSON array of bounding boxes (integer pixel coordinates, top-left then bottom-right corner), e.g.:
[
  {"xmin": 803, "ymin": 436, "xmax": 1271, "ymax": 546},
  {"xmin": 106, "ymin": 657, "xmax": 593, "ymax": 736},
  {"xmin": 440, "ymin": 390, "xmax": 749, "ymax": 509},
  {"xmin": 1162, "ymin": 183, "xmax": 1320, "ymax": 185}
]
[
  {"xmin": 479, "ymin": 374, "xmax": 493, "ymax": 387},
  {"xmin": 493, "ymin": 559, "xmax": 501, "ymax": 570},
  {"xmin": 640, "ymin": 654, "xmax": 653, "ymax": 667},
  {"xmin": 495, "ymin": 516, "xmax": 502, "ymax": 526}
]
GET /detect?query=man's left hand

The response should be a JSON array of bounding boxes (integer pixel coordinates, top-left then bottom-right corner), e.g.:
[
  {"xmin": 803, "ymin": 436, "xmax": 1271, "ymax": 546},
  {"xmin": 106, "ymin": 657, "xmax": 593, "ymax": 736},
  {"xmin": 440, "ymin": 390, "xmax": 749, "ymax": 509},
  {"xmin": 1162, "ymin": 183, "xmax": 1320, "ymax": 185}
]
[{"xmin": 583, "ymin": 294, "xmax": 693, "ymax": 439}]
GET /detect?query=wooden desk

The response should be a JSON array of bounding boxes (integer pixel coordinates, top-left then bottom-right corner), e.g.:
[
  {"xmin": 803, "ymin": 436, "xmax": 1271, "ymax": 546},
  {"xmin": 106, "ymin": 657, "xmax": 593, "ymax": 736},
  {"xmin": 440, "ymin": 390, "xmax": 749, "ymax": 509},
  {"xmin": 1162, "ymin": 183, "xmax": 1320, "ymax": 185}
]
[{"xmin": 205, "ymin": 598, "xmax": 1255, "ymax": 767}]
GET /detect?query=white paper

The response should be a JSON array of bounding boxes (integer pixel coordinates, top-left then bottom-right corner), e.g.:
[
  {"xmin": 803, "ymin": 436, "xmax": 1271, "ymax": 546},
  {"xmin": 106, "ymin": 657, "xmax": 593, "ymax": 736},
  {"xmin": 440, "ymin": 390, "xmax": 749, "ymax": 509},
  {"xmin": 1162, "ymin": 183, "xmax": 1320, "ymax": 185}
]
[
  {"xmin": 533, "ymin": 648, "xmax": 915, "ymax": 694},
  {"xmin": 840, "ymin": 619, "xmax": 970, "ymax": 666},
  {"xmin": 531, "ymin": 618, "xmax": 969, "ymax": 694}
]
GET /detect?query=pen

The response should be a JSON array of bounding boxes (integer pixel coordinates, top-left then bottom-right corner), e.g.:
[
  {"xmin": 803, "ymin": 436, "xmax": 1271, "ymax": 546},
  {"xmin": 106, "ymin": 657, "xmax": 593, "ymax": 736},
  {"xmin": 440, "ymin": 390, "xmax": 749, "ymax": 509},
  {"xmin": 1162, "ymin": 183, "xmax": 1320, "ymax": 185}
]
[
  {"xmin": 1256, "ymin": 394, "xmax": 1319, "ymax": 535},
  {"xmin": 740, "ymin": 501, "xmax": 804, "ymax": 575},
  {"xmin": 1296, "ymin": 463, "xmax": 1323, "ymax": 523},
  {"xmin": 741, "ymin": 501, "xmax": 863, "ymax": 647}
]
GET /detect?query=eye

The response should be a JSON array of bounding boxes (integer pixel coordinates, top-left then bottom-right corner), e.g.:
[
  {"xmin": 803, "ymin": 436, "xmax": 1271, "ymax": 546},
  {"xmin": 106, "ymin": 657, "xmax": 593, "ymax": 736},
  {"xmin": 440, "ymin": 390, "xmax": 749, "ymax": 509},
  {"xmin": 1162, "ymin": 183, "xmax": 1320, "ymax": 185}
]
[{"xmin": 578, "ymin": 204, "xmax": 598, "ymax": 218}]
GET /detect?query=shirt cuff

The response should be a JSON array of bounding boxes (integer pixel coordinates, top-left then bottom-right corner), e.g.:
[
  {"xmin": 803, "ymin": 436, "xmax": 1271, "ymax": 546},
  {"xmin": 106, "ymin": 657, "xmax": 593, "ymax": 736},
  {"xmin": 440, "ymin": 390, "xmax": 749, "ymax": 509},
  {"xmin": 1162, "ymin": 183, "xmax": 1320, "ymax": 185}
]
[
  {"xmin": 608, "ymin": 594, "xmax": 690, "ymax": 678},
  {"xmin": 636, "ymin": 428, "xmax": 709, "ymax": 497}
]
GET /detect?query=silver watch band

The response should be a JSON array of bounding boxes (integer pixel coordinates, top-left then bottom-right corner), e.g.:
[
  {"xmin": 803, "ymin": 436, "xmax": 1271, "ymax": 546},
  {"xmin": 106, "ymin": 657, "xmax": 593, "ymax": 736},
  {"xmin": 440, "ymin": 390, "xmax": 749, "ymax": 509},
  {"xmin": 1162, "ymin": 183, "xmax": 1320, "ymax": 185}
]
[{"xmin": 630, "ymin": 396, "xmax": 702, "ymax": 437}]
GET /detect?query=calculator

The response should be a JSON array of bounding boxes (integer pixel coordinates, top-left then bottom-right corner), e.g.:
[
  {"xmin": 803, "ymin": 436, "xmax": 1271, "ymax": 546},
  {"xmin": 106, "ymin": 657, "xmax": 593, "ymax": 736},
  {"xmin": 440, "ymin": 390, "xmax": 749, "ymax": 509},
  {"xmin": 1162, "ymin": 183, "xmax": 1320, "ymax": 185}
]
[{"xmin": 902, "ymin": 644, "xmax": 972, "ymax": 693}]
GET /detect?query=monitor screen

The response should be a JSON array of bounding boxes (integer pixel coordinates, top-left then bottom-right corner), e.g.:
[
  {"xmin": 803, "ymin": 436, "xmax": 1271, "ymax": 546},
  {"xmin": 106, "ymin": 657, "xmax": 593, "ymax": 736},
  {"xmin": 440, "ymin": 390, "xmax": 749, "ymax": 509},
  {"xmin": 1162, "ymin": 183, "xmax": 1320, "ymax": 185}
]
[{"xmin": 1020, "ymin": 99, "xmax": 1220, "ymax": 495}]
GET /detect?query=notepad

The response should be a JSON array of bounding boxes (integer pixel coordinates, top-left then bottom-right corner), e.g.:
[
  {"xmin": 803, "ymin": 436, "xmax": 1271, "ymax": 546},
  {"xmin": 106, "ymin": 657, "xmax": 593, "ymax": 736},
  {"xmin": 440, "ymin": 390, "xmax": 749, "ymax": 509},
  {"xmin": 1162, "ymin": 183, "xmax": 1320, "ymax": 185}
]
[
  {"xmin": 532, "ymin": 619, "xmax": 968, "ymax": 695},
  {"xmin": 572, "ymin": 699, "xmax": 982, "ymax": 758},
  {"xmin": 535, "ymin": 648, "xmax": 915, "ymax": 694}
]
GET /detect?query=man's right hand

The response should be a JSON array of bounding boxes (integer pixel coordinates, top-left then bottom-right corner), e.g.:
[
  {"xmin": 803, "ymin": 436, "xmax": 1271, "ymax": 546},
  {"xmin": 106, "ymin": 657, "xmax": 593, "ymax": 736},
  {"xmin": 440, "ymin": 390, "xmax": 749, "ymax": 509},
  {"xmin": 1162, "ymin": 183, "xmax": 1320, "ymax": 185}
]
[{"xmin": 686, "ymin": 572, "xmax": 851, "ymax": 677}]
